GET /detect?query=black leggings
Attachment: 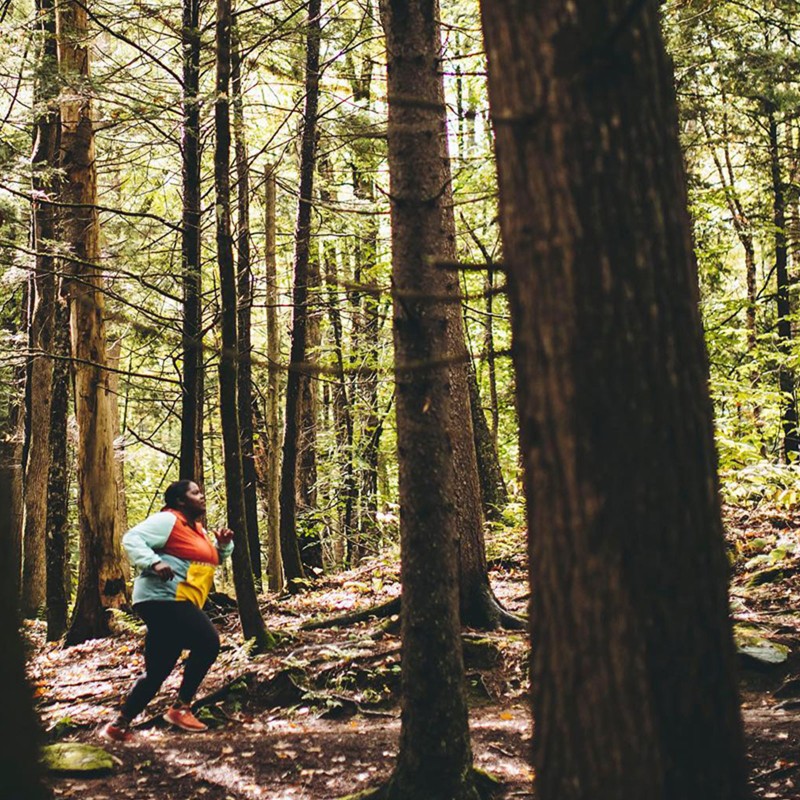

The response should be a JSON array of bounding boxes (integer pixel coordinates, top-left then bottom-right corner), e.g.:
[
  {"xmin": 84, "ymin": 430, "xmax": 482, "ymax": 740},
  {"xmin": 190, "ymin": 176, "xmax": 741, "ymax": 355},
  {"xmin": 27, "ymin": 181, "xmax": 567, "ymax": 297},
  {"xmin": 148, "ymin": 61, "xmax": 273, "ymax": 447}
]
[{"xmin": 121, "ymin": 601, "xmax": 220, "ymax": 721}]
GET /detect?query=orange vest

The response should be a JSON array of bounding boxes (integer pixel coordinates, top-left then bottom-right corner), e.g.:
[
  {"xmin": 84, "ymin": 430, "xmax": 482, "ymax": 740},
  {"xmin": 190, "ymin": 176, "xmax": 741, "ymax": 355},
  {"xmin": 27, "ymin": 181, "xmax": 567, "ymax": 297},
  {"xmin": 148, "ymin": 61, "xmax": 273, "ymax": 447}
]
[{"xmin": 160, "ymin": 509, "xmax": 220, "ymax": 565}]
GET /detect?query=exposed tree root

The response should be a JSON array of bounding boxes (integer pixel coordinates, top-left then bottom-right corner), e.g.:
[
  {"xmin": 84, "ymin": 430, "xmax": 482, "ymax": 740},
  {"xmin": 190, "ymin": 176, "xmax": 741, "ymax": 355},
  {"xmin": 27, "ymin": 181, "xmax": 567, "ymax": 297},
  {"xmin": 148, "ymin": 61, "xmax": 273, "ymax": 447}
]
[
  {"xmin": 302, "ymin": 590, "xmax": 525, "ymax": 633},
  {"xmin": 461, "ymin": 584, "xmax": 526, "ymax": 631},
  {"xmin": 301, "ymin": 596, "xmax": 401, "ymax": 630},
  {"xmin": 338, "ymin": 766, "xmax": 501, "ymax": 800}
]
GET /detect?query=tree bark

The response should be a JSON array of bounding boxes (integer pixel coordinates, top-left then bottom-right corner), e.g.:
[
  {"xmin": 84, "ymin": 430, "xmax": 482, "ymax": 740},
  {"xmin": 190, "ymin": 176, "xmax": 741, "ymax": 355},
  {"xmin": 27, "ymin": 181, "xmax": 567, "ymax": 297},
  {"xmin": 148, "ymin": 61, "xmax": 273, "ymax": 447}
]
[
  {"xmin": 0, "ymin": 443, "xmax": 49, "ymax": 800},
  {"xmin": 481, "ymin": 3, "xmax": 748, "ymax": 798},
  {"xmin": 21, "ymin": 0, "xmax": 60, "ymax": 618},
  {"xmin": 46, "ymin": 287, "xmax": 71, "ymax": 641},
  {"xmin": 352, "ymin": 189, "xmax": 383, "ymax": 555},
  {"xmin": 377, "ymin": 0, "xmax": 510, "ymax": 632},
  {"xmin": 484, "ymin": 267, "xmax": 500, "ymax": 444},
  {"xmin": 22, "ymin": 0, "xmax": 61, "ymax": 619},
  {"xmin": 298, "ymin": 155, "xmax": 324, "ymax": 573},
  {"xmin": 279, "ymin": 0, "xmax": 321, "ymax": 590},
  {"xmin": 179, "ymin": 0, "xmax": 204, "ymax": 484},
  {"xmin": 376, "ymin": 1, "xmax": 479, "ymax": 797},
  {"xmin": 323, "ymin": 245, "xmax": 357, "ymax": 564},
  {"xmin": 769, "ymin": 110, "xmax": 798, "ymax": 459},
  {"xmin": 262, "ymin": 164, "xmax": 284, "ymax": 592},
  {"xmin": 297, "ymin": 291, "xmax": 323, "ymax": 570},
  {"xmin": 467, "ymin": 359, "xmax": 508, "ymax": 521},
  {"xmin": 214, "ymin": 0, "xmax": 273, "ymax": 650},
  {"xmin": 7, "ymin": 337, "xmax": 26, "ymax": 606},
  {"xmin": 59, "ymin": 0, "xmax": 128, "ymax": 645},
  {"xmin": 232, "ymin": 26, "xmax": 262, "ymax": 588},
  {"xmin": 108, "ymin": 340, "xmax": 128, "ymax": 538}
]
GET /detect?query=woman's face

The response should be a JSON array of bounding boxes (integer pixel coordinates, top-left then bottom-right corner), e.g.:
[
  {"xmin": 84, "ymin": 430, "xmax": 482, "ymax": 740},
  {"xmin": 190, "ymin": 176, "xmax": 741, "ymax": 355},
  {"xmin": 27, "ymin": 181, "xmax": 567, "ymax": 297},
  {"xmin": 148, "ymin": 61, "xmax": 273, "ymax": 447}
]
[{"xmin": 180, "ymin": 481, "xmax": 206, "ymax": 516}]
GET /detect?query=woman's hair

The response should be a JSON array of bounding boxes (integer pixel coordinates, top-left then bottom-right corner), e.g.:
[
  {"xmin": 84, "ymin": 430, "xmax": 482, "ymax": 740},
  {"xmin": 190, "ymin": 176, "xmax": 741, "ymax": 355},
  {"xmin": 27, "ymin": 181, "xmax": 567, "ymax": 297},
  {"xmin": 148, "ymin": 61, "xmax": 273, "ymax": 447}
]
[{"xmin": 164, "ymin": 479, "xmax": 194, "ymax": 509}]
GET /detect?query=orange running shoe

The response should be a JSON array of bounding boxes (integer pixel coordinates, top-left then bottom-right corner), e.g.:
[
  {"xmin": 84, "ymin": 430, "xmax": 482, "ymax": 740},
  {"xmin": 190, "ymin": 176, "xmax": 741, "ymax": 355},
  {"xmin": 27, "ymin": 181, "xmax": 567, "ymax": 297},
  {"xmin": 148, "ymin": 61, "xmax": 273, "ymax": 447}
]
[
  {"xmin": 100, "ymin": 722, "xmax": 135, "ymax": 743},
  {"xmin": 163, "ymin": 705, "xmax": 208, "ymax": 732}
]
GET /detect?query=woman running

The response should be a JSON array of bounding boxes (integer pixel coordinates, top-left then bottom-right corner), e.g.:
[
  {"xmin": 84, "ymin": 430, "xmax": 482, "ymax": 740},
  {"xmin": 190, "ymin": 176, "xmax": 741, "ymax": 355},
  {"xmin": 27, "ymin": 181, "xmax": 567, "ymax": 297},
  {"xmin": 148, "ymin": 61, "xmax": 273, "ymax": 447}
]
[{"xmin": 101, "ymin": 479, "xmax": 234, "ymax": 742}]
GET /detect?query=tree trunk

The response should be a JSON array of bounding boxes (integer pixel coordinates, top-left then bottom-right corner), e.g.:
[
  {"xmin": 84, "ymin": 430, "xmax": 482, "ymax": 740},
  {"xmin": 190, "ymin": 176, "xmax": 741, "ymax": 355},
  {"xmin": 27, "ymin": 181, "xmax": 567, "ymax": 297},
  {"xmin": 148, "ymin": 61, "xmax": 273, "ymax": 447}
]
[
  {"xmin": 46, "ymin": 287, "xmax": 71, "ymax": 641},
  {"xmin": 262, "ymin": 164, "xmax": 284, "ymax": 592},
  {"xmin": 0, "ymin": 443, "xmax": 49, "ymax": 800},
  {"xmin": 375, "ymin": 1, "xmax": 479, "ymax": 797},
  {"xmin": 297, "ymin": 332, "xmax": 323, "ymax": 570},
  {"xmin": 698, "ymin": 100, "xmax": 760, "ymax": 428},
  {"xmin": 279, "ymin": 0, "xmax": 321, "ymax": 590},
  {"xmin": 481, "ymin": 3, "xmax": 748, "ymax": 798},
  {"xmin": 108, "ymin": 340, "xmax": 128, "ymax": 538},
  {"xmin": 232, "ymin": 26, "xmax": 262, "ymax": 588},
  {"xmin": 484, "ymin": 267, "xmax": 500, "ymax": 444},
  {"xmin": 353, "ymin": 200, "xmax": 382, "ymax": 554},
  {"xmin": 179, "ymin": 0, "xmax": 204, "ymax": 484},
  {"xmin": 467, "ymin": 358, "xmax": 508, "ymax": 521},
  {"xmin": 22, "ymin": 0, "xmax": 61, "ymax": 619},
  {"xmin": 323, "ymin": 246, "xmax": 357, "ymax": 564},
  {"xmin": 377, "ymin": 0, "xmax": 511, "ymax": 632},
  {"xmin": 769, "ymin": 110, "xmax": 798, "ymax": 459},
  {"xmin": 7, "ymin": 335, "xmax": 26, "ymax": 605},
  {"xmin": 214, "ymin": 0, "xmax": 273, "ymax": 650},
  {"xmin": 59, "ymin": 0, "xmax": 128, "ymax": 645},
  {"xmin": 298, "ymin": 154, "xmax": 323, "ymax": 573}
]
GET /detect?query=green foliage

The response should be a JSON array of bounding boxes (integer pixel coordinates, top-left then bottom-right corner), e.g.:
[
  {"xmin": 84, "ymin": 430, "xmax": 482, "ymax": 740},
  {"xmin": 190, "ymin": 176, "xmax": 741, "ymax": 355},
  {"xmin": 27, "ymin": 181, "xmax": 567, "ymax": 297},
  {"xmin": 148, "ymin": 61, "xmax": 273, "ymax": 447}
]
[
  {"xmin": 485, "ymin": 505, "xmax": 526, "ymax": 565},
  {"xmin": 107, "ymin": 608, "xmax": 145, "ymax": 635},
  {"xmin": 664, "ymin": 0, "xmax": 800, "ymax": 507},
  {"xmin": 47, "ymin": 716, "xmax": 77, "ymax": 740},
  {"xmin": 719, "ymin": 456, "xmax": 800, "ymax": 508}
]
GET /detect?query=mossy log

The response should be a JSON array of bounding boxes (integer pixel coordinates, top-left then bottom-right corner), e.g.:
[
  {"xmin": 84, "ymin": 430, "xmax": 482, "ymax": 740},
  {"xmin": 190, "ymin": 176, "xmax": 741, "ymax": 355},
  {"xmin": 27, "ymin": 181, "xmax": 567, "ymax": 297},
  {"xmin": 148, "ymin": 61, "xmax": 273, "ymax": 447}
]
[{"xmin": 41, "ymin": 743, "xmax": 114, "ymax": 775}]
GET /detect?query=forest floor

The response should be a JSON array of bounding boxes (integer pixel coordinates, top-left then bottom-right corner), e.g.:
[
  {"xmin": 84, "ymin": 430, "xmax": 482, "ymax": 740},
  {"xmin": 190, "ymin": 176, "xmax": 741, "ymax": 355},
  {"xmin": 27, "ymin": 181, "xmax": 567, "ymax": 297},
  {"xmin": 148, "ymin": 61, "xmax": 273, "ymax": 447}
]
[{"xmin": 26, "ymin": 507, "xmax": 800, "ymax": 799}]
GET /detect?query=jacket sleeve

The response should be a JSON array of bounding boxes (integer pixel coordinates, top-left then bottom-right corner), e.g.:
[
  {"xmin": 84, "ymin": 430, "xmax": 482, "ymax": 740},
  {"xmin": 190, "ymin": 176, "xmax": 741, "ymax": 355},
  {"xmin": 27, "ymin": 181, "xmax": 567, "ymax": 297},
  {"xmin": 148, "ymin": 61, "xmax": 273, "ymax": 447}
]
[{"xmin": 122, "ymin": 512, "xmax": 176, "ymax": 570}]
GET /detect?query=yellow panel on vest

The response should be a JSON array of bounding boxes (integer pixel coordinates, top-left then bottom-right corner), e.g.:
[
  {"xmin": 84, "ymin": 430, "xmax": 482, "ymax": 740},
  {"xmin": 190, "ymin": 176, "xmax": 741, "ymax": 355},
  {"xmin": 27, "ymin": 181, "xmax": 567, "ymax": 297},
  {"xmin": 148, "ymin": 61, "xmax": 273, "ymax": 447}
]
[{"xmin": 176, "ymin": 562, "xmax": 216, "ymax": 607}]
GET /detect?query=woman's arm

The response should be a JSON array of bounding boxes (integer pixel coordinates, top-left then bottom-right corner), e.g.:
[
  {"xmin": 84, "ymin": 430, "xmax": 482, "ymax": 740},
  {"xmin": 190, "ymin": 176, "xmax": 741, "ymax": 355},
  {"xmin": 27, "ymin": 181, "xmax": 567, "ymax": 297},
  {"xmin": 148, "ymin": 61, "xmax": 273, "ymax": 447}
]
[{"xmin": 122, "ymin": 512, "xmax": 176, "ymax": 570}]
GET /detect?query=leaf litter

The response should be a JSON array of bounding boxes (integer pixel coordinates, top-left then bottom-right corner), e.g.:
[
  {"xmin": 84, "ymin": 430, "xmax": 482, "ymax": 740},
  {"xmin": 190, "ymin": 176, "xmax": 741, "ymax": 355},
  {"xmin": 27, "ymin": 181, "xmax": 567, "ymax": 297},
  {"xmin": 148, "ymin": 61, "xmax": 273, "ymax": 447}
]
[
  {"xmin": 31, "ymin": 507, "xmax": 800, "ymax": 799},
  {"xmin": 29, "ymin": 554, "xmax": 532, "ymax": 799}
]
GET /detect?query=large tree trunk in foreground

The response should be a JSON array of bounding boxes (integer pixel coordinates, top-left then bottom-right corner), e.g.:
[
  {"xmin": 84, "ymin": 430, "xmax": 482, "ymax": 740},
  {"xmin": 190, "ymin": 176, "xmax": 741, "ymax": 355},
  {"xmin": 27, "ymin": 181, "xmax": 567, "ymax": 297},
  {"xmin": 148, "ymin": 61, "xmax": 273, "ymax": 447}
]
[
  {"xmin": 0, "ymin": 445, "xmax": 49, "ymax": 800},
  {"xmin": 179, "ymin": 0, "xmax": 204, "ymax": 483},
  {"xmin": 59, "ymin": 0, "xmax": 128, "ymax": 645},
  {"xmin": 22, "ymin": 0, "xmax": 60, "ymax": 618},
  {"xmin": 279, "ymin": 0, "xmax": 321, "ymax": 590},
  {"xmin": 481, "ymin": 3, "xmax": 748, "ymax": 799},
  {"xmin": 369, "ymin": 1, "xmax": 479, "ymax": 797}
]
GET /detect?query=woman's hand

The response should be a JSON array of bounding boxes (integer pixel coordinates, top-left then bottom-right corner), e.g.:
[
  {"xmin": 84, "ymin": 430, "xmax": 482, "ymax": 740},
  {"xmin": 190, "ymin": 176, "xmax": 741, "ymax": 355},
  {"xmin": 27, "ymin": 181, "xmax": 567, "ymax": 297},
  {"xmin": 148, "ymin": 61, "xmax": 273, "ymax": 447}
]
[
  {"xmin": 152, "ymin": 560, "xmax": 175, "ymax": 581},
  {"xmin": 214, "ymin": 528, "xmax": 235, "ymax": 546}
]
